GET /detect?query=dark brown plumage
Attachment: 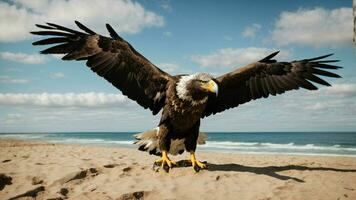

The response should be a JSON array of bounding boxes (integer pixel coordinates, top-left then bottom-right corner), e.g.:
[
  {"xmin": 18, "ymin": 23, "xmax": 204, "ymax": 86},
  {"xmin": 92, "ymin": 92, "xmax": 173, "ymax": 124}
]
[
  {"xmin": 202, "ymin": 52, "xmax": 341, "ymax": 117},
  {"xmin": 31, "ymin": 21, "xmax": 341, "ymax": 172},
  {"xmin": 32, "ymin": 21, "xmax": 171, "ymax": 115}
]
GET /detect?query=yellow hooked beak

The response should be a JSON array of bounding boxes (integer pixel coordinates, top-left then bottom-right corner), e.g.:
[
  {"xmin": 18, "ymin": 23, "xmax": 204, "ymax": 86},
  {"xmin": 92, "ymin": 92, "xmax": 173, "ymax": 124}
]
[{"xmin": 201, "ymin": 80, "xmax": 218, "ymax": 97}]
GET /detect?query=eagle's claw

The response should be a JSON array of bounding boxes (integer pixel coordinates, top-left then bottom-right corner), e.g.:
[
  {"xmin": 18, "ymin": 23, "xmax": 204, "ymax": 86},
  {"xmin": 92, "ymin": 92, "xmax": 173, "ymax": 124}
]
[
  {"xmin": 190, "ymin": 152, "xmax": 207, "ymax": 172},
  {"xmin": 191, "ymin": 160, "xmax": 207, "ymax": 172},
  {"xmin": 153, "ymin": 151, "xmax": 176, "ymax": 172}
]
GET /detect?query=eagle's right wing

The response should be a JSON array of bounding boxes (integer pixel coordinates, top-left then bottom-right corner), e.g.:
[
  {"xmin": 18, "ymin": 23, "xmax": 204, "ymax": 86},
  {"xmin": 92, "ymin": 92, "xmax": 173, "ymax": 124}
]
[
  {"xmin": 32, "ymin": 21, "xmax": 173, "ymax": 114},
  {"xmin": 202, "ymin": 51, "xmax": 342, "ymax": 117}
]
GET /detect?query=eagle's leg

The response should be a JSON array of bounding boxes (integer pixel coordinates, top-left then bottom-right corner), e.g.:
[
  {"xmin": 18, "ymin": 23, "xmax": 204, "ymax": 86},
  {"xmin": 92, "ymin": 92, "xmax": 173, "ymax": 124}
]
[
  {"xmin": 190, "ymin": 151, "xmax": 207, "ymax": 171},
  {"xmin": 154, "ymin": 124, "xmax": 176, "ymax": 172},
  {"xmin": 184, "ymin": 121, "xmax": 206, "ymax": 172}
]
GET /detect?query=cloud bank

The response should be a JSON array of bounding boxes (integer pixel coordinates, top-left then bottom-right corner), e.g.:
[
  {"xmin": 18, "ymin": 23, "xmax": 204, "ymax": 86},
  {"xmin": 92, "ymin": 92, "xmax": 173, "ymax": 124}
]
[
  {"xmin": 0, "ymin": 0, "xmax": 164, "ymax": 42},
  {"xmin": 0, "ymin": 51, "xmax": 46, "ymax": 64},
  {"xmin": 0, "ymin": 93, "xmax": 128, "ymax": 107},
  {"xmin": 242, "ymin": 23, "xmax": 261, "ymax": 38},
  {"xmin": 320, "ymin": 83, "xmax": 356, "ymax": 97},
  {"xmin": 191, "ymin": 47, "xmax": 291, "ymax": 68},
  {"xmin": 0, "ymin": 76, "xmax": 29, "ymax": 84},
  {"xmin": 271, "ymin": 7, "xmax": 353, "ymax": 47}
]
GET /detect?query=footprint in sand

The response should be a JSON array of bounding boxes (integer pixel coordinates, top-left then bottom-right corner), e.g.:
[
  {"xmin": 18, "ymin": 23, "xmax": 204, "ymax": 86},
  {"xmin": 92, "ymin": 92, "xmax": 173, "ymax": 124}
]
[
  {"xmin": 118, "ymin": 166, "xmax": 133, "ymax": 178},
  {"xmin": 103, "ymin": 164, "xmax": 120, "ymax": 168},
  {"xmin": 32, "ymin": 176, "xmax": 44, "ymax": 185},
  {"xmin": 58, "ymin": 167, "xmax": 100, "ymax": 184},
  {"xmin": 122, "ymin": 167, "xmax": 132, "ymax": 172},
  {"xmin": 215, "ymin": 175, "xmax": 220, "ymax": 181},
  {"xmin": 59, "ymin": 187, "xmax": 69, "ymax": 196},
  {"xmin": 117, "ymin": 191, "xmax": 150, "ymax": 200},
  {"xmin": 0, "ymin": 174, "xmax": 12, "ymax": 191}
]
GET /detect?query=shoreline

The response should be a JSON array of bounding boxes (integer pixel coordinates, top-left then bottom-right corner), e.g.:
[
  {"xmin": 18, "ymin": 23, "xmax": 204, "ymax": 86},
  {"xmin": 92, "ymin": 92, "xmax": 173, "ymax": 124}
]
[
  {"xmin": 1, "ymin": 133, "xmax": 356, "ymax": 158},
  {"xmin": 1, "ymin": 139, "xmax": 356, "ymax": 199},
  {"xmin": 2, "ymin": 138, "xmax": 356, "ymax": 158}
]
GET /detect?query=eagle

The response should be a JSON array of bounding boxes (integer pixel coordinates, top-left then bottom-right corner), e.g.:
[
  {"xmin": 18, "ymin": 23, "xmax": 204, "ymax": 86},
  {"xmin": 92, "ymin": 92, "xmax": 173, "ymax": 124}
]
[{"xmin": 31, "ymin": 21, "xmax": 341, "ymax": 172}]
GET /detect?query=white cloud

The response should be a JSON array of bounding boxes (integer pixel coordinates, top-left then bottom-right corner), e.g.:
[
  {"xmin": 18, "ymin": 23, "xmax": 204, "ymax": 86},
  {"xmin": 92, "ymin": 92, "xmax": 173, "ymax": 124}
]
[
  {"xmin": 50, "ymin": 72, "xmax": 66, "ymax": 79},
  {"xmin": 0, "ymin": 106, "xmax": 159, "ymax": 132},
  {"xmin": 305, "ymin": 102, "xmax": 326, "ymax": 111},
  {"xmin": 191, "ymin": 47, "xmax": 291, "ymax": 68},
  {"xmin": 157, "ymin": 63, "xmax": 195, "ymax": 74},
  {"xmin": 3, "ymin": 114, "xmax": 24, "ymax": 124},
  {"xmin": 51, "ymin": 54, "xmax": 64, "ymax": 59},
  {"xmin": 0, "ymin": 76, "xmax": 29, "ymax": 84},
  {"xmin": 158, "ymin": 0, "xmax": 172, "ymax": 12},
  {"xmin": 0, "ymin": 51, "xmax": 46, "ymax": 64},
  {"xmin": 303, "ymin": 99, "xmax": 356, "ymax": 114},
  {"xmin": 271, "ymin": 7, "xmax": 353, "ymax": 47},
  {"xmin": 0, "ymin": 93, "xmax": 129, "ymax": 107},
  {"xmin": 0, "ymin": 0, "xmax": 164, "ymax": 42},
  {"xmin": 158, "ymin": 63, "xmax": 179, "ymax": 73},
  {"xmin": 321, "ymin": 83, "xmax": 356, "ymax": 97},
  {"xmin": 242, "ymin": 23, "xmax": 261, "ymax": 38}
]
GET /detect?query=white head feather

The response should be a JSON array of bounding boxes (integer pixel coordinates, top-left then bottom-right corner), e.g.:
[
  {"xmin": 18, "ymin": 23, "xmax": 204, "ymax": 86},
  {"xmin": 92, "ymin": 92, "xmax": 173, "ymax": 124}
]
[{"xmin": 176, "ymin": 73, "xmax": 212, "ymax": 105}]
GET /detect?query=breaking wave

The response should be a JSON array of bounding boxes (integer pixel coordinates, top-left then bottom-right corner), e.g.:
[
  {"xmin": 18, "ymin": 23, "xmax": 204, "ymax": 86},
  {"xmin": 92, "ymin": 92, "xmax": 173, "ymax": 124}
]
[
  {"xmin": 1, "ymin": 132, "xmax": 356, "ymax": 156},
  {"xmin": 200, "ymin": 141, "xmax": 356, "ymax": 156}
]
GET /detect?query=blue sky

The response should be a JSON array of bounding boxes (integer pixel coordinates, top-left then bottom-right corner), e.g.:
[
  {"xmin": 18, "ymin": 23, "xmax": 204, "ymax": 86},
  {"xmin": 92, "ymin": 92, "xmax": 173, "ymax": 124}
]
[{"xmin": 0, "ymin": 0, "xmax": 355, "ymax": 132}]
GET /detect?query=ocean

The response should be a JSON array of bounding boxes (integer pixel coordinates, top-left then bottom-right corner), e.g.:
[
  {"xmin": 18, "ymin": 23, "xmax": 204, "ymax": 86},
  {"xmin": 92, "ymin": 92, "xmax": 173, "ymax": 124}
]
[{"xmin": 1, "ymin": 132, "xmax": 356, "ymax": 157}]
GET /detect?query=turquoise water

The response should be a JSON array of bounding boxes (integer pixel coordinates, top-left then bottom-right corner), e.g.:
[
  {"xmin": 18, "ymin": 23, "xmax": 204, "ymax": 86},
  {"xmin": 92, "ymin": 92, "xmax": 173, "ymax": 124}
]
[{"xmin": 1, "ymin": 132, "xmax": 356, "ymax": 156}]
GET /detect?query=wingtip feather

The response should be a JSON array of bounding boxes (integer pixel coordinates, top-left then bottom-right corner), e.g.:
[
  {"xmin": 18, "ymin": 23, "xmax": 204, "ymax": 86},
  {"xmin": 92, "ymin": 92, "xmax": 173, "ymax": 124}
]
[
  {"xmin": 259, "ymin": 51, "xmax": 280, "ymax": 63},
  {"xmin": 34, "ymin": 23, "xmax": 57, "ymax": 30},
  {"xmin": 307, "ymin": 53, "xmax": 334, "ymax": 61},
  {"xmin": 105, "ymin": 23, "xmax": 121, "ymax": 39},
  {"xmin": 75, "ymin": 20, "xmax": 96, "ymax": 35}
]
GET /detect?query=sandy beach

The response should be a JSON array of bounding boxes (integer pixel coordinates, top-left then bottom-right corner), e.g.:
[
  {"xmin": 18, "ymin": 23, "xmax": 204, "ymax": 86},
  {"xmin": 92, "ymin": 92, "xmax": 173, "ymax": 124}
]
[{"xmin": 1, "ymin": 139, "xmax": 356, "ymax": 200}]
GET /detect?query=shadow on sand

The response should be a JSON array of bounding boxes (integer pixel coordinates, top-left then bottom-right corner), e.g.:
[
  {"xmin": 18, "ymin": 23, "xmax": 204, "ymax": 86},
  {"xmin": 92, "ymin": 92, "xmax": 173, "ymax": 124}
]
[
  {"xmin": 206, "ymin": 163, "xmax": 356, "ymax": 182},
  {"xmin": 155, "ymin": 160, "xmax": 356, "ymax": 182}
]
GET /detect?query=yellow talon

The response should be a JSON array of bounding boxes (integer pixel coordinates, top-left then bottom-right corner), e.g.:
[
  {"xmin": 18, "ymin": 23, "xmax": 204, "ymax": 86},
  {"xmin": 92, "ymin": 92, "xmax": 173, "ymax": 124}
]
[
  {"xmin": 190, "ymin": 151, "xmax": 207, "ymax": 172},
  {"xmin": 155, "ymin": 151, "xmax": 176, "ymax": 172}
]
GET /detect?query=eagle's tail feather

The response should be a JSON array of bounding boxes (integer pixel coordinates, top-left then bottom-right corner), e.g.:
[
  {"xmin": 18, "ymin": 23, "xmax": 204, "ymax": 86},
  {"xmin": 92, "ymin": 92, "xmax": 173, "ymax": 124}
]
[
  {"xmin": 134, "ymin": 128, "xmax": 160, "ymax": 156},
  {"xmin": 134, "ymin": 128, "xmax": 207, "ymax": 156}
]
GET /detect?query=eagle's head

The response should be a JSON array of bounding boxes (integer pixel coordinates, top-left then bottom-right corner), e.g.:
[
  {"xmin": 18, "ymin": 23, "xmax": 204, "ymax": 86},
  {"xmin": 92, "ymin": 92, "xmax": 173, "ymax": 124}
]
[{"xmin": 176, "ymin": 73, "xmax": 218, "ymax": 105}]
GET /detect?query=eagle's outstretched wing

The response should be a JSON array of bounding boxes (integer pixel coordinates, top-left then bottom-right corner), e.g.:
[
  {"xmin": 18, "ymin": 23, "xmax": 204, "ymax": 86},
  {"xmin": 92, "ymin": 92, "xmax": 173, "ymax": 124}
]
[
  {"xmin": 202, "ymin": 51, "xmax": 342, "ymax": 117},
  {"xmin": 31, "ymin": 21, "xmax": 173, "ymax": 114}
]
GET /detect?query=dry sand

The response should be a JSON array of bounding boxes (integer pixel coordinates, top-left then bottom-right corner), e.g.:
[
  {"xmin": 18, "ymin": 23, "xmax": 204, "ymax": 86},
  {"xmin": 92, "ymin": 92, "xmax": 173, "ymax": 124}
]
[{"xmin": 1, "ymin": 139, "xmax": 356, "ymax": 200}]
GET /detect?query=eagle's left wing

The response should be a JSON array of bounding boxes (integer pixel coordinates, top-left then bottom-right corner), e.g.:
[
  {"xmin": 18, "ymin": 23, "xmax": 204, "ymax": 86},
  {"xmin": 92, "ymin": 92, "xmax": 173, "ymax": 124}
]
[
  {"xmin": 202, "ymin": 51, "xmax": 341, "ymax": 117},
  {"xmin": 31, "ymin": 21, "xmax": 173, "ymax": 115}
]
